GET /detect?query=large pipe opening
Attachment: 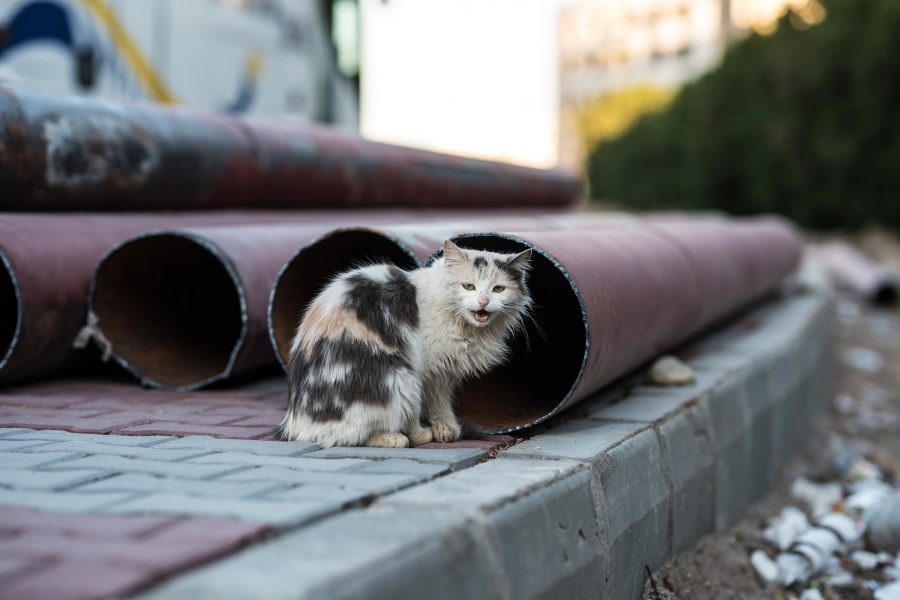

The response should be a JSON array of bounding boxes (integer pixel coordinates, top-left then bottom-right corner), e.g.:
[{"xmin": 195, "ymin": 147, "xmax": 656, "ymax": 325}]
[
  {"xmin": 92, "ymin": 234, "xmax": 244, "ymax": 389},
  {"xmin": 0, "ymin": 252, "xmax": 20, "ymax": 370},
  {"xmin": 451, "ymin": 234, "xmax": 586, "ymax": 432},
  {"xmin": 269, "ymin": 230, "xmax": 419, "ymax": 368}
]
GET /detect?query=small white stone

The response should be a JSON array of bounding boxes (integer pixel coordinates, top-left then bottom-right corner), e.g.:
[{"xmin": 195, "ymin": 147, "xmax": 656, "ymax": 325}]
[
  {"xmin": 648, "ymin": 355, "xmax": 696, "ymax": 386},
  {"xmin": 750, "ymin": 550, "xmax": 779, "ymax": 583}
]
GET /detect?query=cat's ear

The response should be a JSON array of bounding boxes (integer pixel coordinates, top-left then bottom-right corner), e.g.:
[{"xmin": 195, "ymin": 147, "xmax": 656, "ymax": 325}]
[
  {"xmin": 443, "ymin": 240, "xmax": 467, "ymax": 267},
  {"xmin": 506, "ymin": 248, "xmax": 532, "ymax": 274}
]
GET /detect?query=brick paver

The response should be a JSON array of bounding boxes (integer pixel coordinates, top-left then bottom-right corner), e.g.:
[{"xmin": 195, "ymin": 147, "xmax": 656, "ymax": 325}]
[
  {"xmin": 0, "ymin": 506, "xmax": 267, "ymax": 600},
  {"xmin": 0, "ymin": 379, "xmax": 286, "ymax": 439}
]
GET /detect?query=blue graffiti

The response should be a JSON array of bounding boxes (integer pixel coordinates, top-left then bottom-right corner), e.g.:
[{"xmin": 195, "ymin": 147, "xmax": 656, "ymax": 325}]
[{"xmin": 0, "ymin": 0, "xmax": 76, "ymax": 56}]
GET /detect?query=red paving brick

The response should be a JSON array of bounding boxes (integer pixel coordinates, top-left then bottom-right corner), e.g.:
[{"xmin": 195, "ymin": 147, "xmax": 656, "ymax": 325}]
[
  {"xmin": 0, "ymin": 507, "xmax": 268, "ymax": 600},
  {"xmin": 0, "ymin": 378, "xmax": 285, "ymax": 439},
  {"xmin": 418, "ymin": 434, "xmax": 520, "ymax": 453},
  {"xmin": 0, "ymin": 378, "xmax": 522, "ymax": 449}
]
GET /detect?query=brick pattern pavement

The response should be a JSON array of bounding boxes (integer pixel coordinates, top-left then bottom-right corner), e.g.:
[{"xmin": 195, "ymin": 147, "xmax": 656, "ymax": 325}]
[
  {"xmin": 0, "ymin": 506, "xmax": 267, "ymax": 600},
  {"xmin": 0, "ymin": 428, "xmax": 516, "ymax": 600},
  {"xmin": 0, "ymin": 379, "xmax": 287, "ymax": 439}
]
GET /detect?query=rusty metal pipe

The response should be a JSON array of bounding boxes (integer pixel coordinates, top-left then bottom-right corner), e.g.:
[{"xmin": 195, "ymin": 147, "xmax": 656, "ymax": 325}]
[
  {"xmin": 0, "ymin": 211, "xmax": 326, "ymax": 386},
  {"xmin": 87, "ymin": 211, "xmax": 545, "ymax": 390},
  {"xmin": 267, "ymin": 213, "xmax": 636, "ymax": 367},
  {"xmin": 89, "ymin": 225, "xmax": 339, "ymax": 390},
  {"xmin": 269, "ymin": 215, "xmax": 801, "ymax": 433},
  {"xmin": 0, "ymin": 85, "xmax": 579, "ymax": 211},
  {"xmin": 0, "ymin": 210, "xmax": 510, "ymax": 386},
  {"xmin": 452, "ymin": 217, "xmax": 802, "ymax": 432}
]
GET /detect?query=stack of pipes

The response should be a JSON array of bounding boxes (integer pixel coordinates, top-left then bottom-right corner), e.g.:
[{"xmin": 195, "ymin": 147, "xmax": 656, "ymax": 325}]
[{"xmin": 0, "ymin": 86, "xmax": 803, "ymax": 433}]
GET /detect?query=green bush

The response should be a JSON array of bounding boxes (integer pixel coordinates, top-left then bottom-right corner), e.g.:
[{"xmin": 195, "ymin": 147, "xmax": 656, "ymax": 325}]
[{"xmin": 587, "ymin": 0, "xmax": 900, "ymax": 231}]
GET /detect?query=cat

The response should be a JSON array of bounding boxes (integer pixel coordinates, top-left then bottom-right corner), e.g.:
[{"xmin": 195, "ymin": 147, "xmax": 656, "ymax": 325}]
[{"xmin": 277, "ymin": 240, "xmax": 532, "ymax": 447}]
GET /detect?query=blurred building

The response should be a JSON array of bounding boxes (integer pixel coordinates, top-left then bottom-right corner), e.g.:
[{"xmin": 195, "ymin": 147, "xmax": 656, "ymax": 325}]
[
  {"xmin": 361, "ymin": 0, "xmax": 821, "ymax": 173},
  {"xmin": 0, "ymin": 0, "xmax": 359, "ymax": 126},
  {"xmin": 559, "ymin": 0, "xmax": 826, "ymax": 173}
]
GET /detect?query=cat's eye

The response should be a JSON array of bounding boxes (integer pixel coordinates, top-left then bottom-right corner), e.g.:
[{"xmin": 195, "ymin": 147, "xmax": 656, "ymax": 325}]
[
  {"xmin": 492, "ymin": 285, "xmax": 506, "ymax": 293},
  {"xmin": 462, "ymin": 283, "xmax": 475, "ymax": 290}
]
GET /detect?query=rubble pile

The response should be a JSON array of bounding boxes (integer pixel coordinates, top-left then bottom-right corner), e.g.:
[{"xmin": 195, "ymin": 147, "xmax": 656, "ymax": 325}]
[{"xmin": 751, "ymin": 454, "xmax": 900, "ymax": 599}]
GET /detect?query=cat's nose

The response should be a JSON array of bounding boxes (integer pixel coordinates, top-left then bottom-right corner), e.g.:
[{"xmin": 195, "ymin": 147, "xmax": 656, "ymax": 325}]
[{"xmin": 478, "ymin": 296, "xmax": 489, "ymax": 308}]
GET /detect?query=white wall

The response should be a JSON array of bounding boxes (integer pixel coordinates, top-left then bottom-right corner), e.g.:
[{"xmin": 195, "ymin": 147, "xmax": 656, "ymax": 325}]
[{"xmin": 360, "ymin": 0, "xmax": 570, "ymax": 169}]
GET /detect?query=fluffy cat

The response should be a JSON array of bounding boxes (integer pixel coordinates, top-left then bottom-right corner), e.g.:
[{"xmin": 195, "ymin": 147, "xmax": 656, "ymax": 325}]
[{"xmin": 277, "ymin": 240, "xmax": 532, "ymax": 447}]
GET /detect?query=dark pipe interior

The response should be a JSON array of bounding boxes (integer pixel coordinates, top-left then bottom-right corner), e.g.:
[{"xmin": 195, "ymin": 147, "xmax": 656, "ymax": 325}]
[
  {"xmin": 270, "ymin": 230, "xmax": 419, "ymax": 367},
  {"xmin": 92, "ymin": 235, "xmax": 243, "ymax": 388},
  {"xmin": 0, "ymin": 254, "xmax": 19, "ymax": 367},
  {"xmin": 452, "ymin": 235, "xmax": 586, "ymax": 432}
]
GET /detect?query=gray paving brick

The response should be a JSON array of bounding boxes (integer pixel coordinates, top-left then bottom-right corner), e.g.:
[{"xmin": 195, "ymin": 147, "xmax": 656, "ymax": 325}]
[
  {"xmin": 383, "ymin": 456, "xmax": 585, "ymax": 512},
  {"xmin": 596, "ymin": 428, "xmax": 669, "ymax": 600},
  {"xmin": 261, "ymin": 483, "xmax": 375, "ymax": 506},
  {"xmin": 740, "ymin": 368, "xmax": 777, "ymax": 505},
  {"xmin": 702, "ymin": 375, "xmax": 753, "ymax": 532},
  {"xmin": 0, "ymin": 468, "xmax": 113, "ymax": 491},
  {"xmin": 484, "ymin": 469, "xmax": 607, "ymax": 599},
  {"xmin": 0, "ymin": 428, "xmax": 35, "ymax": 438},
  {"xmin": 135, "ymin": 505, "xmax": 499, "ymax": 600},
  {"xmin": 16, "ymin": 441, "xmax": 207, "ymax": 462},
  {"xmin": 43, "ymin": 455, "xmax": 245, "ymax": 479},
  {"xmin": 72, "ymin": 473, "xmax": 284, "ymax": 499},
  {"xmin": 307, "ymin": 446, "xmax": 486, "ymax": 469},
  {"xmin": 108, "ymin": 492, "xmax": 335, "ymax": 526},
  {"xmin": 0, "ymin": 440, "xmax": 61, "ymax": 452},
  {"xmin": 3, "ymin": 430, "xmax": 176, "ymax": 446},
  {"xmin": 504, "ymin": 419, "xmax": 646, "ymax": 462},
  {"xmin": 220, "ymin": 466, "xmax": 417, "ymax": 490},
  {"xmin": 0, "ymin": 489, "xmax": 135, "ymax": 513},
  {"xmin": 152, "ymin": 435, "xmax": 317, "ymax": 456},
  {"xmin": 187, "ymin": 452, "xmax": 367, "ymax": 472},
  {"xmin": 349, "ymin": 458, "xmax": 448, "ymax": 479},
  {"xmin": 587, "ymin": 372, "xmax": 718, "ymax": 423},
  {"xmin": 657, "ymin": 404, "xmax": 715, "ymax": 555},
  {"xmin": 1, "ymin": 451, "xmax": 85, "ymax": 470}
]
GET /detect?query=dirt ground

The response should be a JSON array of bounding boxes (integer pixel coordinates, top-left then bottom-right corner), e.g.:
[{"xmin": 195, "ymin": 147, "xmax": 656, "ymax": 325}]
[{"xmin": 644, "ymin": 232, "xmax": 900, "ymax": 600}]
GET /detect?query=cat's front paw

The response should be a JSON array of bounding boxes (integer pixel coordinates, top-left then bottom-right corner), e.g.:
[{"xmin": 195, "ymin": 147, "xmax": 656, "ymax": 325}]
[
  {"xmin": 366, "ymin": 432, "xmax": 410, "ymax": 448},
  {"xmin": 430, "ymin": 419, "xmax": 462, "ymax": 443}
]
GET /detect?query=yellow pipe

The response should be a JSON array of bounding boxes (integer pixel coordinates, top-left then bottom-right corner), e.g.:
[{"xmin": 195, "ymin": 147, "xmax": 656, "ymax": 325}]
[{"xmin": 79, "ymin": 0, "xmax": 178, "ymax": 104}]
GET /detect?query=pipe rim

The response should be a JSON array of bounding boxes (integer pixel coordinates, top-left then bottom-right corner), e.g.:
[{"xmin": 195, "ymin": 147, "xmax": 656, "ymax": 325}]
[
  {"xmin": 89, "ymin": 229, "xmax": 248, "ymax": 391},
  {"xmin": 446, "ymin": 231, "xmax": 590, "ymax": 434},
  {"xmin": 267, "ymin": 226, "xmax": 421, "ymax": 371},
  {"xmin": 0, "ymin": 248, "xmax": 23, "ymax": 373}
]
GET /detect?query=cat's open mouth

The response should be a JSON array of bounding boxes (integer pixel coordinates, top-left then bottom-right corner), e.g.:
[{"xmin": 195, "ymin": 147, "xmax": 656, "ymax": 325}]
[{"xmin": 471, "ymin": 309, "xmax": 491, "ymax": 324}]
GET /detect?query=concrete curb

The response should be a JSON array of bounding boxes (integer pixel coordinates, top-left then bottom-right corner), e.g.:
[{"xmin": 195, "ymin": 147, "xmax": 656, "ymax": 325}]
[{"xmin": 137, "ymin": 286, "xmax": 835, "ymax": 600}]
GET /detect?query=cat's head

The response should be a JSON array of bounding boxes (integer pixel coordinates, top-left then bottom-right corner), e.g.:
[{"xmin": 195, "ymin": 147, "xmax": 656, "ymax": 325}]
[{"xmin": 441, "ymin": 240, "xmax": 532, "ymax": 329}]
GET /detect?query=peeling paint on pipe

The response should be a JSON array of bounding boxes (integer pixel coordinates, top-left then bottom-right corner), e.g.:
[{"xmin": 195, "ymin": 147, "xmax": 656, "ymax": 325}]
[
  {"xmin": 268, "ymin": 215, "xmax": 802, "ymax": 433},
  {"xmin": 0, "ymin": 86, "xmax": 579, "ymax": 211}
]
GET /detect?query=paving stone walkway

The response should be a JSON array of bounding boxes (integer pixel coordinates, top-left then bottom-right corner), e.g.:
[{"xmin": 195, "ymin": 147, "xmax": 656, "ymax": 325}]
[
  {"xmin": 0, "ymin": 427, "xmax": 514, "ymax": 599},
  {"xmin": 0, "ymin": 284, "xmax": 833, "ymax": 600}
]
